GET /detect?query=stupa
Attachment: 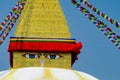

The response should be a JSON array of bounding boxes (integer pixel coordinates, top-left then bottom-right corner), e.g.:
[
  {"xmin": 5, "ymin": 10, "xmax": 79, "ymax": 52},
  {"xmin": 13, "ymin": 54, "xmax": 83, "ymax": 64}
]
[{"xmin": 0, "ymin": 0, "xmax": 98, "ymax": 80}]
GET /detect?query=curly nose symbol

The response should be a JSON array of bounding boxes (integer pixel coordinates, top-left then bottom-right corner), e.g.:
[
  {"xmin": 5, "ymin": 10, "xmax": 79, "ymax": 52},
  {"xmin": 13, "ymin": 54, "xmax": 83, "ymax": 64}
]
[{"xmin": 40, "ymin": 59, "xmax": 44, "ymax": 67}]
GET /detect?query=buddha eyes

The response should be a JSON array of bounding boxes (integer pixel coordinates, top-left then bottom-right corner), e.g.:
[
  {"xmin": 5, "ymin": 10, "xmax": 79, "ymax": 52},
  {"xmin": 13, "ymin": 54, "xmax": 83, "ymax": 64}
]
[
  {"xmin": 23, "ymin": 53, "xmax": 62, "ymax": 59},
  {"xmin": 23, "ymin": 53, "xmax": 40, "ymax": 59},
  {"xmin": 46, "ymin": 54, "xmax": 61, "ymax": 59}
]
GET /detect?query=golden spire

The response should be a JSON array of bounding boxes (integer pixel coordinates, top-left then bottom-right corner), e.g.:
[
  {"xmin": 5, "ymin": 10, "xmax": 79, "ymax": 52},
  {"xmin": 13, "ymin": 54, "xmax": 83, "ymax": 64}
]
[
  {"xmin": 15, "ymin": 0, "xmax": 71, "ymax": 38},
  {"xmin": 8, "ymin": 0, "xmax": 82, "ymax": 69}
]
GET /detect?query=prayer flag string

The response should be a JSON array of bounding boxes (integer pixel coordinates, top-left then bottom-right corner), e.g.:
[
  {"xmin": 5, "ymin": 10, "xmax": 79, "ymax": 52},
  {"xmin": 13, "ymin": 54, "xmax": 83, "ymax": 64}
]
[
  {"xmin": 0, "ymin": 0, "xmax": 26, "ymax": 44},
  {"xmin": 71, "ymin": 0, "xmax": 120, "ymax": 49},
  {"xmin": 80, "ymin": 0, "xmax": 120, "ymax": 29}
]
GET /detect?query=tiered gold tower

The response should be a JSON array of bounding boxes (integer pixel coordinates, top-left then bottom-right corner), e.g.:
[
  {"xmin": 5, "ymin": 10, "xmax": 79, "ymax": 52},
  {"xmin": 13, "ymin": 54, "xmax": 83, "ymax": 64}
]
[{"xmin": 15, "ymin": 0, "xmax": 71, "ymax": 38}]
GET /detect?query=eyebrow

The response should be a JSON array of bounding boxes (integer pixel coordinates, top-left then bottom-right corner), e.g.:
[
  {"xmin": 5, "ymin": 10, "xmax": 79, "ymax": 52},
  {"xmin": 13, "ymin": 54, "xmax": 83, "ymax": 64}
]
[{"xmin": 43, "ymin": 53, "xmax": 46, "ymax": 56}]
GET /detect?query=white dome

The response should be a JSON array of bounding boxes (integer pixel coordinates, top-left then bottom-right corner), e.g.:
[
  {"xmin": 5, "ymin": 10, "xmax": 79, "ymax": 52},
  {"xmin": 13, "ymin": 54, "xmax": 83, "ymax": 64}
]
[{"xmin": 0, "ymin": 67, "xmax": 98, "ymax": 80}]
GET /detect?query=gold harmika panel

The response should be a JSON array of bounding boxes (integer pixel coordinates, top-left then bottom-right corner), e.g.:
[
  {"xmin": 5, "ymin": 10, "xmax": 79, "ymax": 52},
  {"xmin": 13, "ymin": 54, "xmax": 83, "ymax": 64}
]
[{"xmin": 13, "ymin": 52, "xmax": 71, "ymax": 69}]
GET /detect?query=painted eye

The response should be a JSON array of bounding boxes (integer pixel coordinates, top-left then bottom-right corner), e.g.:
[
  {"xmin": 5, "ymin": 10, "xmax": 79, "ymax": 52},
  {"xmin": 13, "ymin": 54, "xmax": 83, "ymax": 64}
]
[
  {"xmin": 46, "ymin": 54, "xmax": 61, "ymax": 59},
  {"xmin": 23, "ymin": 54, "xmax": 39, "ymax": 59}
]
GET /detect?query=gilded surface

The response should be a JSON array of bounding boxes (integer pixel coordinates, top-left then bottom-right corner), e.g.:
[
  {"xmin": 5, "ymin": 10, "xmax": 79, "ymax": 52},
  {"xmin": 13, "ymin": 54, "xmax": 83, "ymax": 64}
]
[
  {"xmin": 15, "ymin": 0, "xmax": 71, "ymax": 38},
  {"xmin": 13, "ymin": 52, "xmax": 71, "ymax": 69}
]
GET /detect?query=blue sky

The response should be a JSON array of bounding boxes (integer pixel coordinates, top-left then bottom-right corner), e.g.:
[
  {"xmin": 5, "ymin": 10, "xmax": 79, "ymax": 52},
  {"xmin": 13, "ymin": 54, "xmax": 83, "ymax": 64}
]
[{"xmin": 0, "ymin": 0, "xmax": 120, "ymax": 80}]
